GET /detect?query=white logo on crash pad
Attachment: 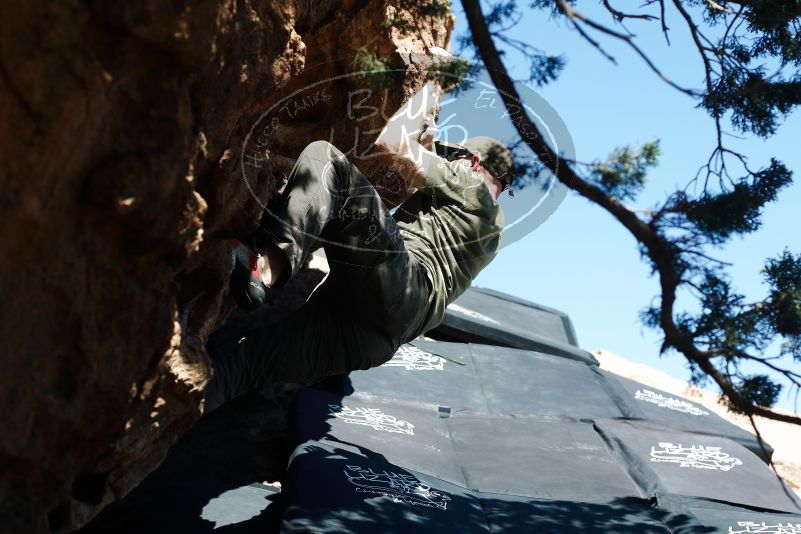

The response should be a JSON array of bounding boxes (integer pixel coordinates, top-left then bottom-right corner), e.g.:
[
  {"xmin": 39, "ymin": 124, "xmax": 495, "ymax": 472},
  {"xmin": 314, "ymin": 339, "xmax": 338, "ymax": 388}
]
[
  {"xmin": 728, "ymin": 521, "xmax": 801, "ymax": 534},
  {"xmin": 650, "ymin": 442, "xmax": 743, "ymax": 471},
  {"xmin": 635, "ymin": 389, "xmax": 709, "ymax": 416},
  {"xmin": 383, "ymin": 345, "xmax": 445, "ymax": 371},
  {"xmin": 447, "ymin": 303, "xmax": 500, "ymax": 325},
  {"xmin": 329, "ymin": 404, "xmax": 415, "ymax": 435},
  {"xmin": 344, "ymin": 465, "xmax": 451, "ymax": 510}
]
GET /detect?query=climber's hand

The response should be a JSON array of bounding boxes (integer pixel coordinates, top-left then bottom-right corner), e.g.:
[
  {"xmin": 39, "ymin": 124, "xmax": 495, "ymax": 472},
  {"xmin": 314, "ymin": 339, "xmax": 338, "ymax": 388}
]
[{"xmin": 418, "ymin": 116, "xmax": 437, "ymax": 150}]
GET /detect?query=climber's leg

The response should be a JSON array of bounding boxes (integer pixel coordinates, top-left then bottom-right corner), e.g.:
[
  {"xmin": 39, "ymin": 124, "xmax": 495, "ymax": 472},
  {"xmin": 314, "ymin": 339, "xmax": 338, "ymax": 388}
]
[
  {"xmin": 204, "ymin": 281, "xmax": 396, "ymax": 412},
  {"xmin": 253, "ymin": 140, "xmax": 430, "ymax": 337},
  {"xmin": 320, "ymin": 210, "xmax": 431, "ymax": 344},
  {"xmin": 231, "ymin": 140, "xmax": 369, "ymax": 309},
  {"xmin": 252, "ymin": 140, "xmax": 377, "ymax": 286},
  {"xmin": 206, "ymin": 140, "xmax": 435, "ymax": 411}
]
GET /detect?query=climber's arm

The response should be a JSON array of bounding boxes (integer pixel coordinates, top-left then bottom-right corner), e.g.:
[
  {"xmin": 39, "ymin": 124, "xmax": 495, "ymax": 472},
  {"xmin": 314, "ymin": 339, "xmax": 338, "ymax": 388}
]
[
  {"xmin": 372, "ymin": 81, "xmax": 440, "ymax": 189},
  {"xmin": 357, "ymin": 142, "xmax": 434, "ymax": 191},
  {"xmin": 375, "ymin": 80, "xmax": 438, "ymax": 150}
]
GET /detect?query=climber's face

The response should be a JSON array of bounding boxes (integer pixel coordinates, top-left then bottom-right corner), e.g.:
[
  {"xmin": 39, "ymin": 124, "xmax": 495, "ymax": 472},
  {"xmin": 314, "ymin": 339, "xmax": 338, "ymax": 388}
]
[{"xmin": 455, "ymin": 154, "xmax": 504, "ymax": 201}]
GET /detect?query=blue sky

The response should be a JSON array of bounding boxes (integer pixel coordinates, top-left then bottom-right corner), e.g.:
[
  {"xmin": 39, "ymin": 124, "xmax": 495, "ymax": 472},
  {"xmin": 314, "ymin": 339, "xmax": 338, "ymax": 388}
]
[{"xmin": 447, "ymin": 1, "xmax": 801, "ymax": 411}]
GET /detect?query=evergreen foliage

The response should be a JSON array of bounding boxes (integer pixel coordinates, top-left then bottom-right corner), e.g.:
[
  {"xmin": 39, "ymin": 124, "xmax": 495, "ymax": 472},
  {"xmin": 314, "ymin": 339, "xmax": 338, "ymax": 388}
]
[
  {"xmin": 353, "ymin": 48, "xmax": 401, "ymax": 89},
  {"xmin": 458, "ymin": 0, "xmax": 801, "ymax": 420},
  {"xmin": 591, "ymin": 142, "xmax": 660, "ymax": 201}
]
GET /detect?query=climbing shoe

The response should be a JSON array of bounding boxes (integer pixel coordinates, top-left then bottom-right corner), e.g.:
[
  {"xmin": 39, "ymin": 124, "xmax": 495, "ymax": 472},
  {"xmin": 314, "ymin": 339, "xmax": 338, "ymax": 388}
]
[{"xmin": 230, "ymin": 242, "xmax": 268, "ymax": 311}]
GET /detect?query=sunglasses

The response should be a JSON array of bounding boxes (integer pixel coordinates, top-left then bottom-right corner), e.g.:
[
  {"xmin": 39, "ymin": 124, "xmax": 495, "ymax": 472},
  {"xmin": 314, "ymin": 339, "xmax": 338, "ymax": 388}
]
[
  {"xmin": 446, "ymin": 147, "xmax": 515, "ymax": 198},
  {"xmin": 478, "ymin": 163, "xmax": 514, "ymax": 198},
  {"xmin": 490, "ymin": 169, "xmax": 515, "ymax": 198}
]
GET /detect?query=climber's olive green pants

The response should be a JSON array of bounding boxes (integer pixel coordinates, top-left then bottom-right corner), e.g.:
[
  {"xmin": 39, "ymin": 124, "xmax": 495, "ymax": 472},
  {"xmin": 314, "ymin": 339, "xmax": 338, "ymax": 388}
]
[{"xmin": 204, "ymin": 141, "xmax": 431, "ymax": 412}]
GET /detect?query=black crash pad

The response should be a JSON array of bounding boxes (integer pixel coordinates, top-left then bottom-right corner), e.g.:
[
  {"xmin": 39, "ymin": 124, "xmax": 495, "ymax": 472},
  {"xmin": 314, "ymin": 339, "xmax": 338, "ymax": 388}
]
[
  {"xmin": 468, "ymin": 343, "xmax": 624, "ymax": 419},
  {"xmin": 281, "ymin": 441, "xmax": 490, "ymax": 534},
  {"xmin": 350, "ymin": 340, "xmax": 623, "ymax": 418},
  {"xmin": 78, "ymin": 394, "xmax": 290, "ymax": 534},
  {"xmin": 601, "ymin": 371, "xmax": 773, "ymax": 463},
  {"xmin": 426, "ymin": 286, "xmax": 597, "ymax": 364},
  {"xmin": 291, "ymin": 388, "xmax": 466, "ymax": 485},
  {"xmin": 196, "ymin": 483, "xmax": 281, "ymax": 531},
  {"xmin": 82, "ymin": 478, "xmax": 282, "ymax": 534},
  {"xmin": 682, "ymin": 506, "xmax": 801, "ymax": 534},
  {"xmin": 595, "ymin": 419, "xmax": 801, "ymax": 513},
  {"xmin": 348, "ymin": 341, "xmax": 489, "ymax": 411},
  {"xmin": 478, "ymin": 493, "xmax": 671, "ymax": 533},
  {"xmin": 447, "ymin": 414, "xmax": 640, "ymax": 502},
  {"xmin": 655, "ymin": 494, "xmax": 801, "ymax": 534}
]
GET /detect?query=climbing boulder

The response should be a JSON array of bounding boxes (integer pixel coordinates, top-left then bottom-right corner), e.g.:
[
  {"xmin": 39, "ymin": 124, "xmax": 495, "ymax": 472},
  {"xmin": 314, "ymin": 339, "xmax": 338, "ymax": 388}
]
[{"xmin": 0, "ymin": 0, "xmax": 451, "ymax": 531}]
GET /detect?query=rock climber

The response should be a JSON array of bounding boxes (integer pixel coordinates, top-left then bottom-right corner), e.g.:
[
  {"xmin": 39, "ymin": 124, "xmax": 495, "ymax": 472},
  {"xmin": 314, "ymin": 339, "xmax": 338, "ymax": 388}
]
[{"xmin": 203, "ymin": 78, "xmax": 515, "ymax": 412}]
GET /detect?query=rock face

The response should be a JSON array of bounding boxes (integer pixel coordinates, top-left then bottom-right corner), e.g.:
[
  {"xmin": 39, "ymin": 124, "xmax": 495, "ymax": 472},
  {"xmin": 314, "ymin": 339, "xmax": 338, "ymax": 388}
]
[{"xmin": 0, "ymin": 1, "xmax": 451, "ymax": 531}]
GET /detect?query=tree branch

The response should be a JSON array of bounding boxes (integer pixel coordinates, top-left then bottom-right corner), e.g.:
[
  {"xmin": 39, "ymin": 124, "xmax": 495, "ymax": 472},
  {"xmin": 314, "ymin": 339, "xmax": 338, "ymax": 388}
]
[
  {"xmin": 555, "ymin": 0, "xmax": 701, "ymax": 97},
  {"xmin": 602, "ymin": 0, "xmax": 658, "ymax": 22},
  {"xmin": 460, "ymin": 0, "xmax": 801, "ymax": 427}
]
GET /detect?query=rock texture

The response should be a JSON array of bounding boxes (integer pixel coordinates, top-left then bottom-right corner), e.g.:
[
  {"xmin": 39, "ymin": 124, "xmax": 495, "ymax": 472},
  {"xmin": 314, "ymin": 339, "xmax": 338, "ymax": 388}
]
[{"xmin": 0, "ymin": 1, "xmax": 451, "ymax": 531}]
